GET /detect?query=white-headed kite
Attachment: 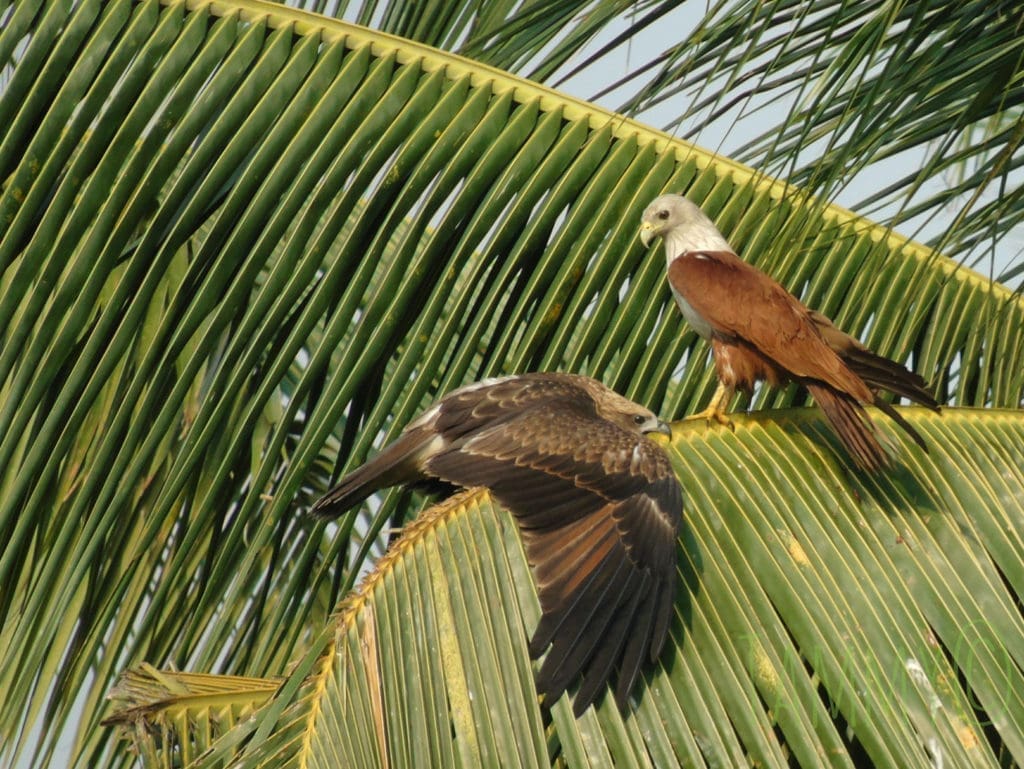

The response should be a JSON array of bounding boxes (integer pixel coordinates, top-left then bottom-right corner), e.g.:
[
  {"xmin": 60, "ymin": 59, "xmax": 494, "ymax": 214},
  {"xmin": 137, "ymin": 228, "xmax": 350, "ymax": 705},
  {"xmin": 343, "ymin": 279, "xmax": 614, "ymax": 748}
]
[{"xmin": 640, "ymin": 193, "xmax": 939, "ymax": 470}]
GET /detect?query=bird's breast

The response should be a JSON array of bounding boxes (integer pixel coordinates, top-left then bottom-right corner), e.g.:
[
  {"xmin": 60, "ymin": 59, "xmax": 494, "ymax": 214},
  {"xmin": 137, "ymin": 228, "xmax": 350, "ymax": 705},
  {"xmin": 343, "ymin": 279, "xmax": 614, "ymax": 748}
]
[{"xmin": 669, "ymin": 283, "xmax": 714, "ymax": 339}]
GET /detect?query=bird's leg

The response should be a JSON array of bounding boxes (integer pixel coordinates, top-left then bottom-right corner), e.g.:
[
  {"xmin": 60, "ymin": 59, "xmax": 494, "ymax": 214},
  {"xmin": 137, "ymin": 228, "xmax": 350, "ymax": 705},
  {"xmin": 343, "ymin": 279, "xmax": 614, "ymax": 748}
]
[{"xmin": 688, "ymin": 382, "xmax": 735, "ymax": 429}]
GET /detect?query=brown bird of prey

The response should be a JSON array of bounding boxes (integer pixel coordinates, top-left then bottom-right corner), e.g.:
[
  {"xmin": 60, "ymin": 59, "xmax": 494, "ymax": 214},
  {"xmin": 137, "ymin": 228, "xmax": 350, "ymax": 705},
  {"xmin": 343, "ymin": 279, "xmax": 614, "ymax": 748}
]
[
  {"xmin": 311, "ymin": 372, "xmax": 683, "ymax": 716},
  {"xmin": 640, "ymin": 193, "xmax": 939, "ymax": 471}
]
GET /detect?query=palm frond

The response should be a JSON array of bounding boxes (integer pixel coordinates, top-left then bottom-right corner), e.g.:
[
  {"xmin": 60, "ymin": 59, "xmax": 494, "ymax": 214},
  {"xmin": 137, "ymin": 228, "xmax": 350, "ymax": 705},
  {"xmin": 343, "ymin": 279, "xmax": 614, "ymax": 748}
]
[
  {"xmin": 1, "ymin": 3, "xmax": 1022, "ymax": 766},
  {"xmin": 106, "ymin": 409, "xmax": 1024, "ymax": 768}
]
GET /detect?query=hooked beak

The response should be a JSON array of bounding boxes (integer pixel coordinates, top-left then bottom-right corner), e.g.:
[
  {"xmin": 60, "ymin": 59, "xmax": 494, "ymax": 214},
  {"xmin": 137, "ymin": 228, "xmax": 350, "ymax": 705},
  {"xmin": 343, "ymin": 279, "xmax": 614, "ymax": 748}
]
[
  {"xmin": 653, "ymin": 419, "xmax": 672, "ymax": 438},
  {"xmin": 639, "ymin": 220, "xmax": 657, "ymax": 248}
]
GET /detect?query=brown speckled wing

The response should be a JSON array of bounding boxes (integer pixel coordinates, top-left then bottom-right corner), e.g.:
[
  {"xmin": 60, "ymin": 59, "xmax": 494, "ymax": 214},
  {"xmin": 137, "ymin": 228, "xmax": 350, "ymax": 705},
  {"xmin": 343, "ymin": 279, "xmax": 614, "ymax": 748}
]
[
  {"xmin": 668, "ymin": 252, "xmax": 872, "ymax": 402},
  {"xmin": 311, "ymin": 374, "xmax": 606, "ymax": 518},
  {"xmin": 426, "ymin": 400, "xmax": 683, "ymax": 715},
  {"xmin": 429, "ymin": 375, "xmax": 588, "ymax": 441}
]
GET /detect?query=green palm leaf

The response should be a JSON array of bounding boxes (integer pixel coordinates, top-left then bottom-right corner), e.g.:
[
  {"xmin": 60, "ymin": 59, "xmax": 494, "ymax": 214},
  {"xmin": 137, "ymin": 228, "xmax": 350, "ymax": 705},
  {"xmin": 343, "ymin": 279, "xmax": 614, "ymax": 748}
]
[
  {"xmin": 588, "ymin": 1, "xmax": 1024, "ymax": 268},
  {"xmin": 104, "ymin": 666, "xmax": 278, "ymax": 768},
  {"xmin": 105, "ymin": 409, "xmax": 1024, "ymax": 768},
  {"xmin": 0, "ymin": 2, "xmax": 1021, "ymax": 767}
]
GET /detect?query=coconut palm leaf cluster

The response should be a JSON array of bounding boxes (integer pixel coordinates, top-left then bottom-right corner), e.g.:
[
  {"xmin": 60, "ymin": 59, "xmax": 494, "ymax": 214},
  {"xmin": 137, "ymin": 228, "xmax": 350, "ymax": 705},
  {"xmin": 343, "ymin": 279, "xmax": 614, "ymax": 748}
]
[{"xmin": 1, "ymin": 1, "xmax": 1022, "ymax": 767}]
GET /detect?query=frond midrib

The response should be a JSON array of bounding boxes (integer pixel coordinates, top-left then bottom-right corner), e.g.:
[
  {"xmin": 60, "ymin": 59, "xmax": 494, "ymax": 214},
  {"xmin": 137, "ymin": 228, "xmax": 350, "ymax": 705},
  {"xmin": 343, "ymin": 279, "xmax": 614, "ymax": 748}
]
[{"xmin": 179, "ymin": 0, "xmax": 1020, "ymax": 308}]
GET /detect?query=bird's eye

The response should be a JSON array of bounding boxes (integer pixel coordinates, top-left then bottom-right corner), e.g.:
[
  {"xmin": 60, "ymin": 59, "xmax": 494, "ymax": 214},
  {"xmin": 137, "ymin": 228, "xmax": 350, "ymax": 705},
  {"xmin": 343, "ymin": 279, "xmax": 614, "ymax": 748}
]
[
  {"xmin": 633, "ymin": 414, "xmax": 647, "ymax": 425},
  {"xmin": 657, "ymin": 210, "xmax": 669, "ymax": 220}
]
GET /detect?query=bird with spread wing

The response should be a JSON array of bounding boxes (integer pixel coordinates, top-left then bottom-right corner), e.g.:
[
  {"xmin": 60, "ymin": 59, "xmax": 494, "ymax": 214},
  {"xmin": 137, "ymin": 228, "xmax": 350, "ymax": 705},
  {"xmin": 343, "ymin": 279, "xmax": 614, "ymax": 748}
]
[
  {"xmin": 640, "ymin": 193, "xmax": 939, "ymax": 471},
  {"xmin": 311, "ymin": 372, "xmax": 683, "ymax": 716}
]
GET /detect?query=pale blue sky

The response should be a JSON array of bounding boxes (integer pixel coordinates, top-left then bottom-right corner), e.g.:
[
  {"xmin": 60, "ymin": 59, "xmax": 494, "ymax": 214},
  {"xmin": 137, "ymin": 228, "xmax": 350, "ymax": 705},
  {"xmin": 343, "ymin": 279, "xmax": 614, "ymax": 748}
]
[{"xmin": 553, "ymin": 5, "xmax": 1022, "ymax": 286}]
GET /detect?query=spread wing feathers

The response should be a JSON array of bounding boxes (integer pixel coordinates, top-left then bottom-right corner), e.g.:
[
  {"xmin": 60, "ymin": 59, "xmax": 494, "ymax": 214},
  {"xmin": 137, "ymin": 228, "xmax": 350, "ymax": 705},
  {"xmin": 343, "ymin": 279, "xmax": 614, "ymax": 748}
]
[
  {"xmin": 309, "ymin": 375, "xmax": 596, "ymax": 518},
  {"xmin": 805, "ymin": 383, "xmax": 890, "ymax": 471},
  {"xmin": 668, "ymin": 252, "xmax": 873, "ymax": 402},
  {"xmin": 310, "ymin": 374, "xmax": 683, "ymax": 712},
  {"xmin": 425, "ymin": 403, "xmax": 682, "ymax": 713}
]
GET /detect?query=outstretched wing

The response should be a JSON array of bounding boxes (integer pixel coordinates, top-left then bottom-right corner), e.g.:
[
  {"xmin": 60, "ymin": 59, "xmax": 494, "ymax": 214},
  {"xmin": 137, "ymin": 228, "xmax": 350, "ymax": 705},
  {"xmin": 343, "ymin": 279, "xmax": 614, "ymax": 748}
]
[
  {"xmin": 426, "ymin": 399, "xmax": 683, "ymax": 715},
  {"xmin": 311, "ymin": 373, "xmax": 598, "ymax": 517},
  {"xmin": 669, "ymin": 252, "xmax": 872, "ymax": 402}
]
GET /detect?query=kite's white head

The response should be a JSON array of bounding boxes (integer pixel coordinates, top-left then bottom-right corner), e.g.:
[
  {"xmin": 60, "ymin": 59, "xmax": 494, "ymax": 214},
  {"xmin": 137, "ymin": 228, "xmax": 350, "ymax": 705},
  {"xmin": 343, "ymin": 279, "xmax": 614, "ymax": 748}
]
[{"xmin": 639, "ymin": 194, "xmax": 734, "ymax": 258}]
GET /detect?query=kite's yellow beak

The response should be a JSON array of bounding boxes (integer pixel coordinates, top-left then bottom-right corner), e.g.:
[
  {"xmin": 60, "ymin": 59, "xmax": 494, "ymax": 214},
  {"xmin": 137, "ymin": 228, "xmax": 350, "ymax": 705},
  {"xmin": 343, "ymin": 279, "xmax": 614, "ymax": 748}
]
[{"xmin": 639, "ymin": 220, "xmax": 657, "ymax": 248}]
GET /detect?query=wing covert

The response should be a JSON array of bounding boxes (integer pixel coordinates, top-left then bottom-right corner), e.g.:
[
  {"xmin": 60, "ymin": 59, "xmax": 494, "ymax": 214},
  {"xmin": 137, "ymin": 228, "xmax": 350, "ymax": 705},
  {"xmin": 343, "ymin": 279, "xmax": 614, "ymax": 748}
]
[
  {"xmin": 424, "ymin": 402, "xmax": 683, "ymax": 713},
  {"xmin": 668, "ymin": 252, "xmax": 860, "ymax": 393}
]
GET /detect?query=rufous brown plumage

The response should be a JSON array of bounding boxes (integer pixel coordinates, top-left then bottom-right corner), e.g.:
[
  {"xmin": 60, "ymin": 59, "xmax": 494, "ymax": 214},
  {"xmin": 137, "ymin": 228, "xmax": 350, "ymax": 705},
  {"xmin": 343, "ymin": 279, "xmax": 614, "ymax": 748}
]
[
  {"xmin": 640, "ymin": 194, "xmax": 939, "ymax": 471},
  {"xmin": 311, "ymin": 372, "xmax": 683, "ymax": 715}
]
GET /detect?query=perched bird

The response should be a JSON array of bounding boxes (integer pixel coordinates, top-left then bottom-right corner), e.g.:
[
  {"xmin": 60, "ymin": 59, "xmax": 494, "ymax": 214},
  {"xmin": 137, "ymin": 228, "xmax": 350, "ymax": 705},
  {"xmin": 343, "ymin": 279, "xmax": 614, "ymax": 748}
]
[
  {"xmin": 640, "ymin": 193, "xmax": 939, "ymax": 471},
  {"xmin": 312, "ymin": 372, "xmax": 683, "ymax": 715}
]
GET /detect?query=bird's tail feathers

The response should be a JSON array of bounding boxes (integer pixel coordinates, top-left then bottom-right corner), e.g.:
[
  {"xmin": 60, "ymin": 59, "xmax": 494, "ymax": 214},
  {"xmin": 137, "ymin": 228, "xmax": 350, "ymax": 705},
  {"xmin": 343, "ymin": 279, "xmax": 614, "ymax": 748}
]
[
  {"xmin": 872, "ymin": 396, "xmax": 928, "ymax": 452},
  {"xmin": 309, "ymin": 427, "xmax": 439, "ymax": 519},
  {"xmin": 805, "ymin": 383, "xmax": 890, "ymax": 472},
  {"xmin": 833, "ymin": 345, "xmax": 936, "ymax": 452}
]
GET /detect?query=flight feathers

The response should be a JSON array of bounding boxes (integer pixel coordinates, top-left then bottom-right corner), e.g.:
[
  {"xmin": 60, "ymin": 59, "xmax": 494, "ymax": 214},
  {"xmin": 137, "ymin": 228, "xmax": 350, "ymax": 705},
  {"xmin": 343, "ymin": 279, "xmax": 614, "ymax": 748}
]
[{"xmin": 310, "ymin": 372, "xmax": 683, "ymax": 715}]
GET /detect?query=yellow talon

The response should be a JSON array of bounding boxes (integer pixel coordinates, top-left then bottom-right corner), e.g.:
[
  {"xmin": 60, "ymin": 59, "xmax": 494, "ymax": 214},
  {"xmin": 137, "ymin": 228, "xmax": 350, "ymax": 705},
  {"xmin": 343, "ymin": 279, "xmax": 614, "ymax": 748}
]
[
  {"xmin": 688, "ymin": 406, "xmax": 734, "ymax": 429},
  {"xmin": 686, "ymin": 383, "xmax": 735, "ymax": 430}
]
